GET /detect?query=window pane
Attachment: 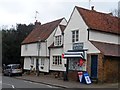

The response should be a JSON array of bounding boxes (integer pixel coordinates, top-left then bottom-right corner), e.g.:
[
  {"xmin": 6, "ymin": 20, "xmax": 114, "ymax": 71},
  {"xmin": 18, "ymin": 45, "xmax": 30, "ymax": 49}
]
[
  {"xmin": 53, "ymin": 56, "xmax": 55, "ymax": 64},
  {"xmin": 72, "ymin": 31, "xmax": 75, "ymax": 42},
  {"xmin": 76, "ymin": 30, "xmax": 79, "ymax": 41}
]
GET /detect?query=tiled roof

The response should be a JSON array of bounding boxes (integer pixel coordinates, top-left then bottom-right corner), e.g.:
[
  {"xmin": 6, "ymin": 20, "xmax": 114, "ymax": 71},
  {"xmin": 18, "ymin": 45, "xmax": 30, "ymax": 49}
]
[
  {"xmin": 48, "ymin": 42, "xmax": 63, "ymax": 48},
  {"xmin": 59, "ymin": 25, "xmax": 66, "ymax": 32},
  {"xmin": 90, "ymin": 41, "xmax": 120, "ymax": 57},
  {"xmin": 22, "ymin": 18, "xmax": 64, "ymax": 44},
  {"xmin": 76, "ymin": 6, "xmax": 120, "ymax": 35}
]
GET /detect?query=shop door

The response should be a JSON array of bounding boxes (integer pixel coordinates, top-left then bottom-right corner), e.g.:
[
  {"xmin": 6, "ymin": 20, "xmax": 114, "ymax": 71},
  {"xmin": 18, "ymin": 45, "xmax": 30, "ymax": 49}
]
[{"xmin": 91, "ymin": 55, "xmax": 98, "ymax": 78}]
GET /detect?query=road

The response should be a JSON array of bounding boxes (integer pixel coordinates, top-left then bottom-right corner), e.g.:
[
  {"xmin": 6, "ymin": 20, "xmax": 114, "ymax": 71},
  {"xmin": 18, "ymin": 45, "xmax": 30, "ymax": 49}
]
[{"xmin": 2, "ymin": 76, "xmax": 59, "ymax": 89}]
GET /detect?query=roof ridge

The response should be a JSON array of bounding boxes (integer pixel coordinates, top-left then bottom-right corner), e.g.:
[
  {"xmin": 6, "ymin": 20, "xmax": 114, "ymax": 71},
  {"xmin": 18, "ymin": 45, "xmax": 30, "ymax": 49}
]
[
  {"xmin": 41, "ymin": 18, "xmax": 64, "ymax": 26},
  {"xmin": 75, "ymin": 6, "xmax": 120, "ymax": 35},
  {"xmin": 75, "ymin": 6, "xmax": 119, "ymax": 19}
]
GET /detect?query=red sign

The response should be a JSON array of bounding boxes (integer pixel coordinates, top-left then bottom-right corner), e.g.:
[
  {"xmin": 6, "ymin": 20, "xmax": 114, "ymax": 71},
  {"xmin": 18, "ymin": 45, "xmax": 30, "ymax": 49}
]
[
  {"xmin": 79, "ymin": 59, "xmax": 85, "ymax": 66},
  {"xmin": 62, "ymin": 54, "xmax": 64, "ymax": 58}
]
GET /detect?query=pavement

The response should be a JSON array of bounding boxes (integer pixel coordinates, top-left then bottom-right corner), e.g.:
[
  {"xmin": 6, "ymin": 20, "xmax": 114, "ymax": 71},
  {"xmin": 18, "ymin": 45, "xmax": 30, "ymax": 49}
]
[{"xmin": 15, "ymin": 73, "xmax": 119, "ymax": 89}]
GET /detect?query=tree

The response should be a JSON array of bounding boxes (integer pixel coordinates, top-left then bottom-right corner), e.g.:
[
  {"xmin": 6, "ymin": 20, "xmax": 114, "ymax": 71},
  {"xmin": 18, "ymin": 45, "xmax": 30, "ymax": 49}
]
[
  {"xmin": 111, "ymin": 1, "xmax": 120, "ymax": 17},
  {"xmin": 2, "ymin": 23, "xmax": 34, "ymax": 65}
]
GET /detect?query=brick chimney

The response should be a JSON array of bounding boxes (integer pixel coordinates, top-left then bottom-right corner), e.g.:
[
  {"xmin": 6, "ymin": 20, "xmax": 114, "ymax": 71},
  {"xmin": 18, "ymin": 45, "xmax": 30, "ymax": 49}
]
[{"xmin": 35, "ymin": 20, "xmax": 41, "ymax": 26}]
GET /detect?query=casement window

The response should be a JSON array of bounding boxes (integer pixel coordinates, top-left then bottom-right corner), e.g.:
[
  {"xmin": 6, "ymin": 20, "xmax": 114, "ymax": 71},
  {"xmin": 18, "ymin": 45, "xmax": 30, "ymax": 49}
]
[
  {"xmin": 72, "ymin": 30, "xmax": 79, "ymax": 43},
  {"xmin": 41, "ymin": 58, "xmax": 45, "ymax": 66},
  {"xmin": 55, "ymin": 35, "xmax": 62, "ymax": 46},
  {"xmin": 53, "ymin": 56, "xmax": 62, "ymax": 65},
  {"xmin": 25, "ymin": 45, "xmax": 28, "ymax": 51},
  {"xmin": 31, "ymin": 58, "xmax": 34, "ymax": 65}
]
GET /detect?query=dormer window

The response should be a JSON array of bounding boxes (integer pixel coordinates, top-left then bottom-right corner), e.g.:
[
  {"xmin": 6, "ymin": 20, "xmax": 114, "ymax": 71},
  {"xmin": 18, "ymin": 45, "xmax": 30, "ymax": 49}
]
[{"xmin": 55, "ymin": 35, "xmax": 62, "ymax": 46}]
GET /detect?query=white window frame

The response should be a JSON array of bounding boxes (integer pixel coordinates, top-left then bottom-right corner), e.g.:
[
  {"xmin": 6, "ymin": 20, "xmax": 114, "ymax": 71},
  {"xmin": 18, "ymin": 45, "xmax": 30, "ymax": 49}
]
[
  {"xmin": 31, "ymin": 58, "xmax": 34, "ymax": 65},
  {"xmin": 41, "ymin": 58, "xmax": 45, "ymax": 66},
  {"xmin": 54, "ymin": 35, "xmax": 62, "ymax": 46},
  {"xmin": 72, "ymin": 30, "xmax": 79, "ymax": 43},
  {"xmin": 53, "ymin": 56, "xmax": 62, "ymax": 65}
]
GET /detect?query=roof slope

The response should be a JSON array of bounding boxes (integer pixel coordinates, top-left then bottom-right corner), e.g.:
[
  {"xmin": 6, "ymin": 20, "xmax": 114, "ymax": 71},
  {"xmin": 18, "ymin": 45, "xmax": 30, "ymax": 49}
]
[
  {"xmin": 90, "ymin": 41, "xmax": 120, "ymax": 57},
  {"xmin": 22, "ymin": 18, "xmax": 64, "ymax": 44},
  {"xmin": 59, "ymin": 25, "xmax": 66, "ymax": 32},
  {"xmin": 76, "ymin": 6, "xmax": 120, "ymax": 35}
]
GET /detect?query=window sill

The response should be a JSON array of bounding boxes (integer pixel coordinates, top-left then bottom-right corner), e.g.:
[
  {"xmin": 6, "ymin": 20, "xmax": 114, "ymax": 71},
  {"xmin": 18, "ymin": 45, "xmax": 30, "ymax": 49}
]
[{"xmin": 52, "ymin": 64, "xmax": 63, "ymax": 67}]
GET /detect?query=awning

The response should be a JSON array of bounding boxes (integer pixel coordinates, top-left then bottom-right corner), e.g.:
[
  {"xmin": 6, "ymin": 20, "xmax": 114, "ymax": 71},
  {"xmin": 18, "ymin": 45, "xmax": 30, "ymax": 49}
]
[{"xmin": 64, "ymin": 50, "xmax": 86, "ymax": 58}]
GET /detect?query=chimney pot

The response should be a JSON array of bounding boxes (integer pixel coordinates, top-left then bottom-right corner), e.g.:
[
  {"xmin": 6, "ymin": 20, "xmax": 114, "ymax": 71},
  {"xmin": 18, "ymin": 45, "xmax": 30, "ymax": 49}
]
[{"xmin": 91, "ymin": 6, "xmax": 94, "ymax": 10}]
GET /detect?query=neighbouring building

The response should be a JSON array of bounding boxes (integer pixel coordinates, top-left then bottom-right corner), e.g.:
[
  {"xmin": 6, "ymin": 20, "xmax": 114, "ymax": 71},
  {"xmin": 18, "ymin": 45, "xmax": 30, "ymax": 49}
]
[
  {"xmin": 63, "ymin": 6, "xmax": 120, "ymax": 83},
  {"xmin": 48, "ymin": 24, "xmax": 66, "ymax": 78},
  {"xmin": 21, "ymin": 18, "xmax": 67, "ymax": 73}
]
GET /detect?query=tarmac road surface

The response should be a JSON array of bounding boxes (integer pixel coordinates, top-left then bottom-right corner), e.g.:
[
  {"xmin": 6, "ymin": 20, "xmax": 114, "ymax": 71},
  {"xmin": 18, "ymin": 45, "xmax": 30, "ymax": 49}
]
[{"xmin": 2, "ymin": 76, "xmax": 59, "ymax": 89}]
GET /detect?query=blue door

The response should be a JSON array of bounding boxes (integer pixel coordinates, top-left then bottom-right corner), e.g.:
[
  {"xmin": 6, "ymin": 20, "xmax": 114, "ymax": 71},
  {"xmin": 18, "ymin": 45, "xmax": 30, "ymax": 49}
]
[{"xmin": 91, "ymin": 55, "xmax": 98, "ymax": 78}]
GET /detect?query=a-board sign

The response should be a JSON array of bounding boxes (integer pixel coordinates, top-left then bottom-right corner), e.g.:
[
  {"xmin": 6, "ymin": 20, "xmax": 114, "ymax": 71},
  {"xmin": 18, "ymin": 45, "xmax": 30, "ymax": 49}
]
[
  {"xmin": 78, "ymin": 72, "xmax": 83, "ymax": 82},
  {"xmin": 83, "ymin": 72, "xmax": 91, "ymax": 84}
]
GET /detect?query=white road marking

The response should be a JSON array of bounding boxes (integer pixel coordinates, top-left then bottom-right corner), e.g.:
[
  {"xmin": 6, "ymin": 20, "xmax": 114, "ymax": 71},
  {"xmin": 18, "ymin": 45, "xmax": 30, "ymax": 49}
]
[
  {"xmin": 12, "ymin": 85, "xmax": 15, "ymax": 88},
  {"xmin": 2, "ymin": 83, "xmax": 15, "ymax": 88},
  {"xmin": 46, "ymin": 85, "xmax": 53, "ymax": 88}
]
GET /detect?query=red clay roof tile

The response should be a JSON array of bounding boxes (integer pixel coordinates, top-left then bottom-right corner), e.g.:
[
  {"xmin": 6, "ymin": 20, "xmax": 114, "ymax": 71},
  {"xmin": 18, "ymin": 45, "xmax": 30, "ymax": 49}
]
[
  {"xmin": 76, "ymin": 6, "xmax": 120, "ymax": 35},
  {"xmin": 59, "ymin": 25, "xmax": 66, "ymax": 32},
  {"xmin": 90, "ymin": 41, "xmax": 120, "ymax": 57},
  {"xmin": 22, "ymin": 18, "xmax": 64, "ymax": 44}
]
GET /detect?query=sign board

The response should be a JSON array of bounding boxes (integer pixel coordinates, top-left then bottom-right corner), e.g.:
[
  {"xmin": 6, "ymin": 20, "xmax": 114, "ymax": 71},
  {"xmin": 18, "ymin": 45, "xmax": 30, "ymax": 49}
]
[
  {"xmin": 78, "ymin": 72, "xmax": 83, "ymax": 82},
  {"xmin": 83, "ymin": 72, "xmax": 91, "ymax": 84},
  {"xmin": 73, "ymin": 43, "xmax": 84, "ymax": 50}
]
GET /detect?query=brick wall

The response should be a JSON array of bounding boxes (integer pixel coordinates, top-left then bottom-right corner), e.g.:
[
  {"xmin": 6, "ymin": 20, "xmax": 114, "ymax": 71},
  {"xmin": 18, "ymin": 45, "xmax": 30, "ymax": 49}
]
[
  {"xmin": 87, "ymin": 53, "xmax": 104, "ymax": 83},
  {"xmin": 103, "ymin": 57, "xmax": 119, "ymax": 83},
  {"xmin": 67, "ymin": 70, "xmax": 79, "ymax": 81},
  {"xmin": 87, "ymin": 53, "xmax": 119, "ymax": 83}
]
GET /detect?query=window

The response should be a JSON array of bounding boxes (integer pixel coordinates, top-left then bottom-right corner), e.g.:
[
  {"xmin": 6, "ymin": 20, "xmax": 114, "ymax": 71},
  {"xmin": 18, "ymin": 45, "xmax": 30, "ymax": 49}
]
[
  {"xmin": 55, "ymin": 35, "xmax": 62, "ymax": 46},
  {"xmin": 41, "ymin": 58, "xmax": 45, "ymax": 66},
  {"xmin": 72, "ymin": 30, "xmax": 79, "ymax": 43},
  {"xmin": 31, "ymin": 58, "xmax": 34, "ymax": 65},
  {"xmin": 53, "ymin": 56, "xmax": 62, "ymax": 65},
  {"xmin": 25, "ymin": 45, "xmax": 28, "ymax": 51}
]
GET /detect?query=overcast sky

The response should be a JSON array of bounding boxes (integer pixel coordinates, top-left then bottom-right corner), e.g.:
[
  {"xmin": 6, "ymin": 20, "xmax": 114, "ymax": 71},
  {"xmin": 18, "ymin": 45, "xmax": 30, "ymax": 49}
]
[{"xmin": 0, "ymin": 0, "xmax": 119, "ymax": 29}]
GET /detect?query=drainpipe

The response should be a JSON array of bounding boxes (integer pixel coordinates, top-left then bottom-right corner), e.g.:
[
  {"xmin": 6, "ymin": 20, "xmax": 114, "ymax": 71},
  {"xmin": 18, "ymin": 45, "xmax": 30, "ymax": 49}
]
[
  {"xmin": 36, "ymin": 40, "xmax": 41, "ymax": 76},
  {"xmin": 87, "ymin": 28, "xmax": 90, "ymax": 41},
  {"xmin": 45, "ymin": 40, "xmax": 49, "ymax": 73}
]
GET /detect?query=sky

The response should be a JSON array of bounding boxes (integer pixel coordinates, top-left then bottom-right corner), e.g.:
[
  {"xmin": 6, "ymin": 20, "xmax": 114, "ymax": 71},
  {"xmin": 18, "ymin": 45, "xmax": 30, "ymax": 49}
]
[{"xmin": 0, "ymin": 0, "xmax": 119, "ymax": 29}]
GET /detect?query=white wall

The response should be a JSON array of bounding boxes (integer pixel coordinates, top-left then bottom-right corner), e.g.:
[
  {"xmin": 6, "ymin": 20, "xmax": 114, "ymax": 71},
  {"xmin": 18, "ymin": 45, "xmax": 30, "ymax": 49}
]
[
  {"xmin": 64, "ymin": 8, "xmax": 100, "ymax": 55},
  {"xmin": 60, "ymin": 18, "xmax": 67, "ymax": 25},
  {"xmin": 21, "ymin": 42, "xmax": 48, "ymax": 57},
  {"xmin": 50, "ymin": 48, "xmax": 66, "ymax": 71},
  {"xmin": 55, "ymin": 26, "xmax": 61, "ymax": 36},
  {"xmin": 23, "ymin": 57, "xmax": 36, "ymax": 70},
  {"xmin": 39, "ymin": 58, "xmax": 49, "ymax": 72},
  {"xmin": 40, "ymin": 42, "xmax": 47, "ymax": 56},
  {"xmin": 89, "ymin": 30, "xmax": 120, "ymax": 44},
  {"xmin": 21, "ymin": 43, "xmax": 38, "ymax": 56}
]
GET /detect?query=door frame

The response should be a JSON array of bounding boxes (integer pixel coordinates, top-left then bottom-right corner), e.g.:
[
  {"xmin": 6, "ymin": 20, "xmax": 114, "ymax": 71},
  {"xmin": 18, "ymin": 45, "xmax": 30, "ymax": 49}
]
[{"xmin": 90, "ymin": 55, "xmax": 98, "ymax": 78}]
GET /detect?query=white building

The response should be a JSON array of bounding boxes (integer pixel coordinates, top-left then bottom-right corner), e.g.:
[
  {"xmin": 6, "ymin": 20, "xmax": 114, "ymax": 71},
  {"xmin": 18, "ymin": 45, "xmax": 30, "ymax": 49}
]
[
  {"xmin": 21, "ymin": 18, "xmax": 67, "ymax": 73},
  {"xmin": 21, "ymin": 6, "xmax": 119, "ymax": 83},
  {"xmin": 63, "ymin": 6, "xmax": 120, "ymax": 82}
]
